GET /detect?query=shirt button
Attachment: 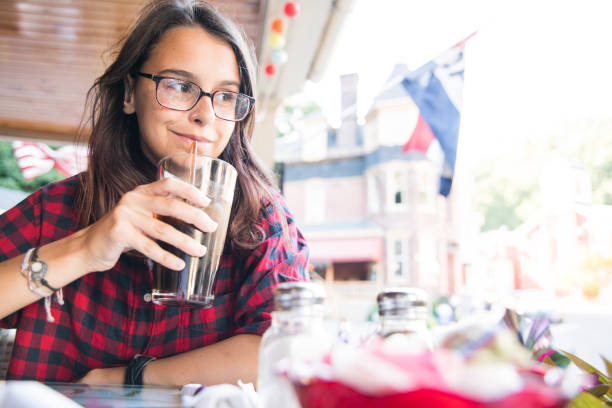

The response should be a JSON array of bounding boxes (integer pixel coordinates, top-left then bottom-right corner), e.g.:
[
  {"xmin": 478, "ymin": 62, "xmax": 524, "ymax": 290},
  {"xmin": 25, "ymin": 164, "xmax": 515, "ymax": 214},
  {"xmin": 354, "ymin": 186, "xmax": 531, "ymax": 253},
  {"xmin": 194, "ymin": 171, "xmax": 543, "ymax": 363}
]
[{"xmin": 143, "ymin": 293, "xmax": 152, "ymax": 302}]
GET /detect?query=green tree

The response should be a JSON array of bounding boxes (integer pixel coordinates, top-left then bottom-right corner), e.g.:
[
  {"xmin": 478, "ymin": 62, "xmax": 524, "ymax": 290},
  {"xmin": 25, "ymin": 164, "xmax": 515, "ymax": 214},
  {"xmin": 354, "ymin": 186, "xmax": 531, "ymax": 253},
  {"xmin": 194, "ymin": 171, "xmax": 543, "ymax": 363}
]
[
  {"xmin": 473, "ymin": 118, "xmax": 612, "ymax": 231},
  {"xmin": 474, "ymin": 153, "xmax": 540, "ymax": 231},
  {"xmin": 275, "ymin": 94, "xmax": 322, "ymax": 139},
  {"xmin": 273, "ymin": 94, "xmax": 323, "ymax": 189},
  {"xmin": 0, "ymin": 141, "xmax": 65, "ymax": 192},
  {"xmin": 542, "ymin": 118, "xmax": 612, "ymax": 205}
]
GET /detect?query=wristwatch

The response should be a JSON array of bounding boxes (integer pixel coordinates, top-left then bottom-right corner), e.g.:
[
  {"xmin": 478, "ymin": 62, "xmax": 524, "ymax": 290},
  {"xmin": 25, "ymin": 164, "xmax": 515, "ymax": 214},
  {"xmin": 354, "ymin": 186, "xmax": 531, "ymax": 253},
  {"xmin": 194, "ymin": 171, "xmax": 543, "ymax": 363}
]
[{"xmin": 30, "ymin": 247, "xmax": 60, "ymax": 292}]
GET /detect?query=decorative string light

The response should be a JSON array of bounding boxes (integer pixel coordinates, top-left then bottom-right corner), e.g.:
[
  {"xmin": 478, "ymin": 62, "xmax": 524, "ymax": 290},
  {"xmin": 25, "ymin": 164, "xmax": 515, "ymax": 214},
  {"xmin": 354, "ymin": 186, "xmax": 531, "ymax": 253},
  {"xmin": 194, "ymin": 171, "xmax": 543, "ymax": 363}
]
[
  {"xmin": 271, "ymin": 18, "xmax": 285, "ymax": 34},
  {"xmin": 264, "ymin": 1, "xmax": 300, "ymax": 77},
  {"xmin": 264, "ymin": 64, "xmax": 278, "ymax": 76},
  {"xmin": 283, "ymin": 1, "xmax": 299, "ymax": 18},
  {"xmin": 268, "ymin": 33, "xmax": 286, "ymax": 49},
  {"xmin": 271, "ymin": 49, "xmax": 288, "ymax": 65}
]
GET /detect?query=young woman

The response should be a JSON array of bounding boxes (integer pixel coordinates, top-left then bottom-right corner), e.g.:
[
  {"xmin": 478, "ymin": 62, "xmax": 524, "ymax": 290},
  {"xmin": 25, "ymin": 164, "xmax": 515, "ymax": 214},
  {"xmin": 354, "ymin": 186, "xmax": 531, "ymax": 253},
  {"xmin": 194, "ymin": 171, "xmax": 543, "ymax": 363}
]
[{"xmin": 0, "ymin": 0, "xmax": 309, "ymax": 386}]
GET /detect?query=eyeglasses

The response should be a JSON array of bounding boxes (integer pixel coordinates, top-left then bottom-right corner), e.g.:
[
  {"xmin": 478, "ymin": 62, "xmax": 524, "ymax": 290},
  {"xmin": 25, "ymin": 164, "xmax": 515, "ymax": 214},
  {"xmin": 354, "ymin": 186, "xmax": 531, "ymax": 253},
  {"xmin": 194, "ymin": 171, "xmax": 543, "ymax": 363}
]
[{"xmin": 137, "ymin": 72, "xmax": 255, "ymax": 122}]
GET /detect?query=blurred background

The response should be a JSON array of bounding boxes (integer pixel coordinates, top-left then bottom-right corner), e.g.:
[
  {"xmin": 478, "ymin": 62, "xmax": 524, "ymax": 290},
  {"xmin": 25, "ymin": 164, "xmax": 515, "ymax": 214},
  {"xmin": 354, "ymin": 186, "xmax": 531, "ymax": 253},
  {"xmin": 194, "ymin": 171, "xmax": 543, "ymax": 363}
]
[{"xmin": 1, "ymin": 0, "xmax": 611, "ymax": 369}]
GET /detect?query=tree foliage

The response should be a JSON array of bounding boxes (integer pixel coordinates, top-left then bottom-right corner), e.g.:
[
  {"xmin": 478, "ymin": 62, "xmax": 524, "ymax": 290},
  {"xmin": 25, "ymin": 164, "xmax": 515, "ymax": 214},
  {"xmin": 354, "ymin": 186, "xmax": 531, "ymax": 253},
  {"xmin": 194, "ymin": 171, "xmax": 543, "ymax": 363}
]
[
  {"xmin": 275, "ymin": 94, "xmax": 322, "ymax": 139},
  {"xmin": 0, "ymin": 141, "xmax": 65, "ymax": 192},
  {"xmin": 474, "ymin": 118, "xmax": 612, "ymax": 232}
]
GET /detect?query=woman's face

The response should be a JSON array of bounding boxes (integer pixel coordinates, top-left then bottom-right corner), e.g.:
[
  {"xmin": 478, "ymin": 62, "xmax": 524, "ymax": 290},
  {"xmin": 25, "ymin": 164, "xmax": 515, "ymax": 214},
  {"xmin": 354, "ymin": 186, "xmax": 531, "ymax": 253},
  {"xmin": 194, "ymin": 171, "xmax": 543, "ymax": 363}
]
[{"xmin": 124, "ymin": 25, "xmax": 240, "ymax": 164}]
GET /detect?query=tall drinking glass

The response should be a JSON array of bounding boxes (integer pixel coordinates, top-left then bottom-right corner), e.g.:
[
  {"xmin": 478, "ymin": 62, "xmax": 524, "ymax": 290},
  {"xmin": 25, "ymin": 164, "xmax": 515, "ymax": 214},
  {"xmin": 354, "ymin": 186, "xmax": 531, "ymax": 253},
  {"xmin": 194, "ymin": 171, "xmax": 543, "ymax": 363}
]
[{"xmin": 151, "ymin": 154, "xmax": 237, "ymax": 308}]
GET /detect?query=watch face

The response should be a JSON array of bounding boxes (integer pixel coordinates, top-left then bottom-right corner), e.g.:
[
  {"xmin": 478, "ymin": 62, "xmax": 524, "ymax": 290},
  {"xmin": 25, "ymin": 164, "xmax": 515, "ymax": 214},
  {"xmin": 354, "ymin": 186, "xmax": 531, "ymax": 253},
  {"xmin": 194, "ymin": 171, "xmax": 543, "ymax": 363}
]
[{"xmin": 31, "ymin": 261, "xmax": 47, "ymax": 279}]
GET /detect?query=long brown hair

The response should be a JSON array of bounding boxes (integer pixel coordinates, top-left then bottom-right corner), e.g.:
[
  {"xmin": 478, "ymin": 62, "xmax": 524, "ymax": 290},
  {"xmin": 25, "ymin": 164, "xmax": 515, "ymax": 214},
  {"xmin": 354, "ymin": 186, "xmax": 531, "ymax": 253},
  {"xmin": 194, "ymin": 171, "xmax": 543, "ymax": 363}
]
[{"xmin": 77, "ymin": 0, "xmax": 283, "ymax": 255}]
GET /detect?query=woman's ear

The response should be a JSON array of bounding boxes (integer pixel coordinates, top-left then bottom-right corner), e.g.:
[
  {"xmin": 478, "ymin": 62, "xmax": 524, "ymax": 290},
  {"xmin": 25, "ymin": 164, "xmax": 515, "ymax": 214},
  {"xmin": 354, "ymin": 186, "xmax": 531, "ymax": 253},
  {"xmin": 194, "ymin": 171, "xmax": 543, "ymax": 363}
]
[{"xmin": 123, "ymin": 75, "xmax": 136, "ymax": 114}]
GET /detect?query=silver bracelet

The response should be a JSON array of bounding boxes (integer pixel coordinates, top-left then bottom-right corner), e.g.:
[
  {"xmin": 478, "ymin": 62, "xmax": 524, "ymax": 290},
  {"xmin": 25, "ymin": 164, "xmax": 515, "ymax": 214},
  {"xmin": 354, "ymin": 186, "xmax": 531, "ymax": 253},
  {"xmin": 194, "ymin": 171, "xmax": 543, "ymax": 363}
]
[
  {"xmin": 21, "ymin": 248, "xmax": 48, "ymax": 297},
  {"xmin": 20, "ymin": 247, "xmax": 64, "ymax": 322},
  {"xmin": 20, "ymin": 247, "xmax": 34, "ymax": 279}
]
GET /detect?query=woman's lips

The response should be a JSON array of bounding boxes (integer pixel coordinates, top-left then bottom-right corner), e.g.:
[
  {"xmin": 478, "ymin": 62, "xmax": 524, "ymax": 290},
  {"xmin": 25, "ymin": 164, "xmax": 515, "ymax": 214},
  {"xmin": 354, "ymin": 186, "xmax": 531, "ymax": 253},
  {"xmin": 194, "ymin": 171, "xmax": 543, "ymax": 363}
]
[{"xmin": 173, "ymin": 131, "xmax": 210, "ymax": 144}]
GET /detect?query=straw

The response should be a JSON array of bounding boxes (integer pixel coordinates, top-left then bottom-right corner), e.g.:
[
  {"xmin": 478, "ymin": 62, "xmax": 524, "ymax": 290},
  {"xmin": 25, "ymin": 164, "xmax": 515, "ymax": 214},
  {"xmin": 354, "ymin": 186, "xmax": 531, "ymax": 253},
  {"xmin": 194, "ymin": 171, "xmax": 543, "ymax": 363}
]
[
  {"xmin": 186, "ymin": 140, "xmax": 200, "ymax": 298},
  {"xmin": 189, "ymin": 140, "xmax": 198, "ymax": 184}
]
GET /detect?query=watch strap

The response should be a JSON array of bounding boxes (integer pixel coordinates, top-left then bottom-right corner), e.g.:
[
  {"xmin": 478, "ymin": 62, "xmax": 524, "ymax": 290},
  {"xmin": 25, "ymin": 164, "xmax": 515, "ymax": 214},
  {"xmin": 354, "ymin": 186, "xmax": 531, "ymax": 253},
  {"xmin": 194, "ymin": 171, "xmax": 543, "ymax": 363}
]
[{"xmin": 31, "ymin": 247, "xmax": 60, "ymax": 292}]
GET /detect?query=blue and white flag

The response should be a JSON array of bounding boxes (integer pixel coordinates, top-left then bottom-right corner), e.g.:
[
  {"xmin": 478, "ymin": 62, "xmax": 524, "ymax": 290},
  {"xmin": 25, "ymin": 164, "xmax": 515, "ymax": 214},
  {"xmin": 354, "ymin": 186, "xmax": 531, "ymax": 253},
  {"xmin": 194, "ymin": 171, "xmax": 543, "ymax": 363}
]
[{"xmin": 402, "ymin": 34, "xmax": 474, "ymax": 196}]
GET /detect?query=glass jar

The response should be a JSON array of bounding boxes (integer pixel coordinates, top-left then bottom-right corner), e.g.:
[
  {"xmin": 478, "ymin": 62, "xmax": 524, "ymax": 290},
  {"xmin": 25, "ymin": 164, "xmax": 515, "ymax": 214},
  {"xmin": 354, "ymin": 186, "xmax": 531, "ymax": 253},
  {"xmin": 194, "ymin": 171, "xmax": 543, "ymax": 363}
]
[
  {"xmin": 374, "ymin": 287, "xmax": 434, "ymax": 352},
  {"xmin": 257, "ymin": 282, "xmax": 330, "ymax": 408}
]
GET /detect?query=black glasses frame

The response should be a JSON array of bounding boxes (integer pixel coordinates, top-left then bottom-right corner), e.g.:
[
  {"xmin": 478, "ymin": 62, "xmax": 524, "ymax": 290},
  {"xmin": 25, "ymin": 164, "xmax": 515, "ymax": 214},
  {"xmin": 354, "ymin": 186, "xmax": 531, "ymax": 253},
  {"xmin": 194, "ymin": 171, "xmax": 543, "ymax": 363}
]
[{"xmin": 137, "ymin": 72, "xmax": 255, "ymax": 122}]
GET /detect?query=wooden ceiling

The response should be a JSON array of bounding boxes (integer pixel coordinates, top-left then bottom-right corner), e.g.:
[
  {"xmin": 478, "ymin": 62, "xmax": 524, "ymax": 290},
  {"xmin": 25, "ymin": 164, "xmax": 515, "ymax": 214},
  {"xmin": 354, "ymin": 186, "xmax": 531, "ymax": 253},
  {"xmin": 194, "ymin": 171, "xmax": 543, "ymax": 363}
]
[{"xmin": 0, "ymin": 0, "xmax": 265, "ymax": 142}]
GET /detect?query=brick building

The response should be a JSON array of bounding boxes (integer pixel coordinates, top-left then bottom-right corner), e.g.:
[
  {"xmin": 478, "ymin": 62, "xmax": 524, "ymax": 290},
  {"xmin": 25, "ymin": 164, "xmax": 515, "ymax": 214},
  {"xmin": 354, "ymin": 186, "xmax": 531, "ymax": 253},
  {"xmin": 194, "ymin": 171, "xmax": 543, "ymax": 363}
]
[{"xmin": 276, "ymin": 66, "xmax": 461, "ymax": 296}]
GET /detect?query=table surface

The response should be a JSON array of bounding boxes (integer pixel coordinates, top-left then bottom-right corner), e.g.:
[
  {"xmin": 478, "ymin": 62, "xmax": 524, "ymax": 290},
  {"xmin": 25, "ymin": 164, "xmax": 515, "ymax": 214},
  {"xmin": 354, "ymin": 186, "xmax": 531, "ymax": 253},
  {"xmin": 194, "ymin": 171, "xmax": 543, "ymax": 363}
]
[{"xmin": 47, "ymin": 382, "xmax": 184, "ymax": 408}]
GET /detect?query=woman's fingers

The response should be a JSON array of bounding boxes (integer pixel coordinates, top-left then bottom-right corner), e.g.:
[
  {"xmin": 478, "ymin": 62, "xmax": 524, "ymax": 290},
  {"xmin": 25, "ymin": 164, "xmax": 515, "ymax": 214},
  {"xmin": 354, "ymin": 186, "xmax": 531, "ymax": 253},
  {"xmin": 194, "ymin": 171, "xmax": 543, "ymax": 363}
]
[
  {"xmin": 134, "ymin": 178, "xmax": 218, "ymax": 232},
  {"xmin": 142, "ymin": 177, "xmax": 211, "ymax": 208},
  {"xmin": 135, "ymin": 211, "xmax": 206, "ymax": 255},
  {"xmin": 132, "ymin": 218, "xmax": 207, "ymax": 272},
  {"xmin": 134, "ymin": 235, "xmax": 186, "ymax": 271},
  {"xmin": 85, "ymin": 177, "xmax": 219, "ymax": 273},
  {"xmin": 145, "ymin": 195, "xmax": 218, "ymax": 233}
]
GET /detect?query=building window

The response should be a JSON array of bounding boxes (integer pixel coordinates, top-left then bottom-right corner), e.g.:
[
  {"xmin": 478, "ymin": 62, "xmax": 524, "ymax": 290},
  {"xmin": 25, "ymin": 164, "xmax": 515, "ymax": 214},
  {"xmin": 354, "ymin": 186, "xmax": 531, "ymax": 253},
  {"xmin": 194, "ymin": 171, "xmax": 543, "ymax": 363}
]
[
  {"xmin": 327, "ymin": 129, "xmax": 337, "ymax": 148},
  {"xmin": 395, "ymin": 191, "xmax": 403, "ymax": 204},
  {"xmin": 389, "ymin": 238, "xmax": 409, "ymax": 280},
  {"xmin": 418, "ymin": 166, "xmax": 436, "ymax": 211},
  {"xmin": 393, "ymin": 262, "xmax": 403, "ymax": 277},
  {"xmin": 394, "ymin": 171, "xmax": 404, "ymax": 205},
  {"xmin": 388, "ymin": 169, "xmax": 408, "ymax": 211},
  {"xmin": 366, "ymin": 173, "xmax": 380, "ymax": 214},
  {"xmin": 394, "ymin": 240, "xmax": 402, "ymax": 256}
]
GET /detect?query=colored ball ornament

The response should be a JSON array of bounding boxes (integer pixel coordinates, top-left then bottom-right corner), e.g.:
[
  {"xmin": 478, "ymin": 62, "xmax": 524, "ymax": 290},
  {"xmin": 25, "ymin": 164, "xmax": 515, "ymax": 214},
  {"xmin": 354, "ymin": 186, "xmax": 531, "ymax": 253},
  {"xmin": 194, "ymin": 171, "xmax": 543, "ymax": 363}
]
[
  {"xmin": 283, "ymin": 1, "xmax": 299, "ymax": 18},
  {"xmin": 271, "ymin": 49, "xmax": 288, "ymax": 65},
  {"xmin": 265, "ymin": 63, "xmax": 277, "ymax": 76},
  {"xmin": 268, "ymin": 33, "xmax": 286, "ymax": 49},
  {"xmin": 271, "ymin": 18, "xmax": 285, "ymax": 34}
]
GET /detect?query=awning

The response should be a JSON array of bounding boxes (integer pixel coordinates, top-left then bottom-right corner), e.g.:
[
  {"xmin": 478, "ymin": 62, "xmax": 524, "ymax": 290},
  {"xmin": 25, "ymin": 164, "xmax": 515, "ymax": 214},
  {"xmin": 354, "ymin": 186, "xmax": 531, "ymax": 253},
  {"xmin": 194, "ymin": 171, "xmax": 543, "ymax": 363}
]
[{"xmin": 308, "ymin": 237, "xmax": 383, "ymax": 263}]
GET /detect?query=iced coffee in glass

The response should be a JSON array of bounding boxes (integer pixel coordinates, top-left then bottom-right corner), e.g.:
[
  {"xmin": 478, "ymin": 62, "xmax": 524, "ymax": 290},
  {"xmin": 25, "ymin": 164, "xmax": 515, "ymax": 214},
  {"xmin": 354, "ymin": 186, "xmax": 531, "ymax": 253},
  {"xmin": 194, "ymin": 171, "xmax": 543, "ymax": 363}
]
[{"xmin": 152, "ymin": 153, "xmax": 236, "ymax": 308}]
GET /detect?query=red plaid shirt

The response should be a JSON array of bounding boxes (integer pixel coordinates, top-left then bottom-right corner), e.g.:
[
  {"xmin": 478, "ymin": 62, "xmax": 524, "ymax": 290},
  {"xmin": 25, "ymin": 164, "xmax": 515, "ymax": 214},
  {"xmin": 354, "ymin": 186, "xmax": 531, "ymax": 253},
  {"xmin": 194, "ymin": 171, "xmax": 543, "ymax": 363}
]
[{"xmin": 0, "ymin": 175, "xmax": 309, "ymax": 381}]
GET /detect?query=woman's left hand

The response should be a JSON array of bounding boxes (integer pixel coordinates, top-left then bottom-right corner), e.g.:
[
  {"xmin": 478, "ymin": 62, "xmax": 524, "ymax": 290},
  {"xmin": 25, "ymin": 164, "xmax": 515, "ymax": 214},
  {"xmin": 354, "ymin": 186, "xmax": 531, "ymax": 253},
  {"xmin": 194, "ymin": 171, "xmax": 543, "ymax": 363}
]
[{"xmin": 77, "ymin": 366, "xmax": 126, "ymax": 385}]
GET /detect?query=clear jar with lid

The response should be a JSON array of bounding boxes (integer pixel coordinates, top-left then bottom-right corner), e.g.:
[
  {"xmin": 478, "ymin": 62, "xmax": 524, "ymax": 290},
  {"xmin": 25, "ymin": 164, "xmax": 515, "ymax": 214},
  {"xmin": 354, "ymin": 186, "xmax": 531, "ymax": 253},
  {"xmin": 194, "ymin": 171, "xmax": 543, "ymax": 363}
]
[
  {"xmin": 374, "ymin": 287, "xmax": 434, "ymax": 352},
  {"xmin": 257, "ymin": 281, "xmax": 330, "ymax": 408}
]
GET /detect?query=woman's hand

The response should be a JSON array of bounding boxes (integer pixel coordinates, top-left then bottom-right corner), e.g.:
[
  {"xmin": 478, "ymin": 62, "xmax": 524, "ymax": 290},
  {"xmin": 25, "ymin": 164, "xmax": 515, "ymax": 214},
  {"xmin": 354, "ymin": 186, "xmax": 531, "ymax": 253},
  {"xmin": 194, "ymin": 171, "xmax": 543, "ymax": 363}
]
[
  {"xmin": 80, "ymin": 177, "xmax": 217, "ymax": 274},
  {"xmin": 77, "ymin": 366, "xmax": 126, "ymax": 385}
]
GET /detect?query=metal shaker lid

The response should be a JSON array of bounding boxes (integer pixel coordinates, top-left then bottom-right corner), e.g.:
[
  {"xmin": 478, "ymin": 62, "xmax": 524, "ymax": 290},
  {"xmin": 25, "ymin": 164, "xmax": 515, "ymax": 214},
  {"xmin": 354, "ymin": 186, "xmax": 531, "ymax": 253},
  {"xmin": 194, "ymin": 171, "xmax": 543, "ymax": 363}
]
[
  {"xmin": 273, "ymin": 281, "xmax": 326, "ymax": 311},
  {"xmin": 377, "ymin": 287, "xmax": 428, "ymax": 318}
]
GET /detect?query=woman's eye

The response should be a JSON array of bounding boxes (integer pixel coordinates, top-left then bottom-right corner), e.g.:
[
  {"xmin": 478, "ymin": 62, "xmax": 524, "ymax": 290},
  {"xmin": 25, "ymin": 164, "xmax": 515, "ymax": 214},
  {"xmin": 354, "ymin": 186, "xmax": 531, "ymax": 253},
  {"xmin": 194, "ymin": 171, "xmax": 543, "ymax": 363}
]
[
  {"xmin": 218, "ymin": 92, "xmax": 235, "ymax": 103},
  {"xmin": 176, "ymin": 82, "xmax": 191, "ymax": 93},
  {"xmin": 165, "ymin": 79, "xmax": 192, "ymax": 93}
]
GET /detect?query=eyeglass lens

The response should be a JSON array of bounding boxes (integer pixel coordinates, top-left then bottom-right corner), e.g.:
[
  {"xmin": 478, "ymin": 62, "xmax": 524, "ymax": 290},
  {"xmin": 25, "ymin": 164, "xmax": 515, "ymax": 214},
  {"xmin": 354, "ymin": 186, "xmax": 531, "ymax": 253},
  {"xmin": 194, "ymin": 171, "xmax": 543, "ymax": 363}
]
[{"xmin": 156, "ymin": 78, "xmax": 250, "ymax": 121}]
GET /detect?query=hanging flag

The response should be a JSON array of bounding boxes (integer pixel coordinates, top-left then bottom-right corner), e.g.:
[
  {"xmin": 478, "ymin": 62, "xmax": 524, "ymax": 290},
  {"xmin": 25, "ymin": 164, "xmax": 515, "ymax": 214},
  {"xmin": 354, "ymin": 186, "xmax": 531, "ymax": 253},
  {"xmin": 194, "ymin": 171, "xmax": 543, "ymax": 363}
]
[
  {"xmin": 402, "ymin": 33, "xmax": 475, "ymax": 196},
  {"xmin": 402, "ymin": 115, "xmax": 435, "ymax": 154},
  {"xmin": 12, "ymin": 141, "xmax": 88, "ymax": 181}
]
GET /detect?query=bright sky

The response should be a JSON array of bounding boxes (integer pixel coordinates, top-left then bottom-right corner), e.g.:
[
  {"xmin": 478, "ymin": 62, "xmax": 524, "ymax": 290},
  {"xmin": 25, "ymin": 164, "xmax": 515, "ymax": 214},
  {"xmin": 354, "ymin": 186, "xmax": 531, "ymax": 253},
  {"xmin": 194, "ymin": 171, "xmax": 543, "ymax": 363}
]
[{"xmin": 303, "ymin": 0, "xmax": 612, "ymax": 163}]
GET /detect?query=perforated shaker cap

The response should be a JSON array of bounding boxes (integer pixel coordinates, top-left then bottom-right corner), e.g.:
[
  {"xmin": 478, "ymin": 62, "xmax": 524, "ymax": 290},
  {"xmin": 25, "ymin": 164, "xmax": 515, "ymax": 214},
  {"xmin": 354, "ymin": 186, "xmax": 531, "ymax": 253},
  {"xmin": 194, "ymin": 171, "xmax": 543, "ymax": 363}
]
[
  {"xmin": 273, "ymin": 281, "xmax": 326, "ymax": 311},
  {"xmin": 377, "ymin": 287, "xmax": 428, "ymax": 319}
]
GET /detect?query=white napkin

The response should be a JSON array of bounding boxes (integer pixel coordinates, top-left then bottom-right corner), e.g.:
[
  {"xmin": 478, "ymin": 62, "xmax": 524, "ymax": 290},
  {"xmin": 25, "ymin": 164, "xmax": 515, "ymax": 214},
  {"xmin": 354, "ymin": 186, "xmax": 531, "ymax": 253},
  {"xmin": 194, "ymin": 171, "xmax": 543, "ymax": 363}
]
[{"xmin": 181, "ymin": 382, "xmax": 256, "ymax": 408}]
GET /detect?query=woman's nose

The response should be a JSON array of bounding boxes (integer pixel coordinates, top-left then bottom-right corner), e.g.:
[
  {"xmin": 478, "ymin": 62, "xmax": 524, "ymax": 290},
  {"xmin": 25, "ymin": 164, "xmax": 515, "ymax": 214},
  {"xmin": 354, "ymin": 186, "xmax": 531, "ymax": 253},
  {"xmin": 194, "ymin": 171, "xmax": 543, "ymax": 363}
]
[{"xmin": 189, "ymin": 94, "xmax": 216, "ymax": 125}]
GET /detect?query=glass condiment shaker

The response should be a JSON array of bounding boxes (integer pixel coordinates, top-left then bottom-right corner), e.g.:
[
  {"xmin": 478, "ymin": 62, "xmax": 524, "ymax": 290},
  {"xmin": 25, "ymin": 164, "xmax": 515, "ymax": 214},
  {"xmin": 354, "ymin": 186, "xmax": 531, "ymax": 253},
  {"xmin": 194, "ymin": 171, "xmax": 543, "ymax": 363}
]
[
  {"xmin": 374, "ymin": 287, "xmax": 434, "ymax": 352},
  {"xmin": 257, "ymin": 281, "xmax": 330, "ymax": 408}
]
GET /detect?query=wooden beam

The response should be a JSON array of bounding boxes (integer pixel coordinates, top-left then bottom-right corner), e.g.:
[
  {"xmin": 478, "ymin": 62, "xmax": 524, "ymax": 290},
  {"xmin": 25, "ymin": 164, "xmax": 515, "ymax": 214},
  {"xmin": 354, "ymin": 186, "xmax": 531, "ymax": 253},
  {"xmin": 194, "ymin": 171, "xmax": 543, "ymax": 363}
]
[{"xmin": 0, "ymin": 118, "xmax": 85, "ymax": 144}]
